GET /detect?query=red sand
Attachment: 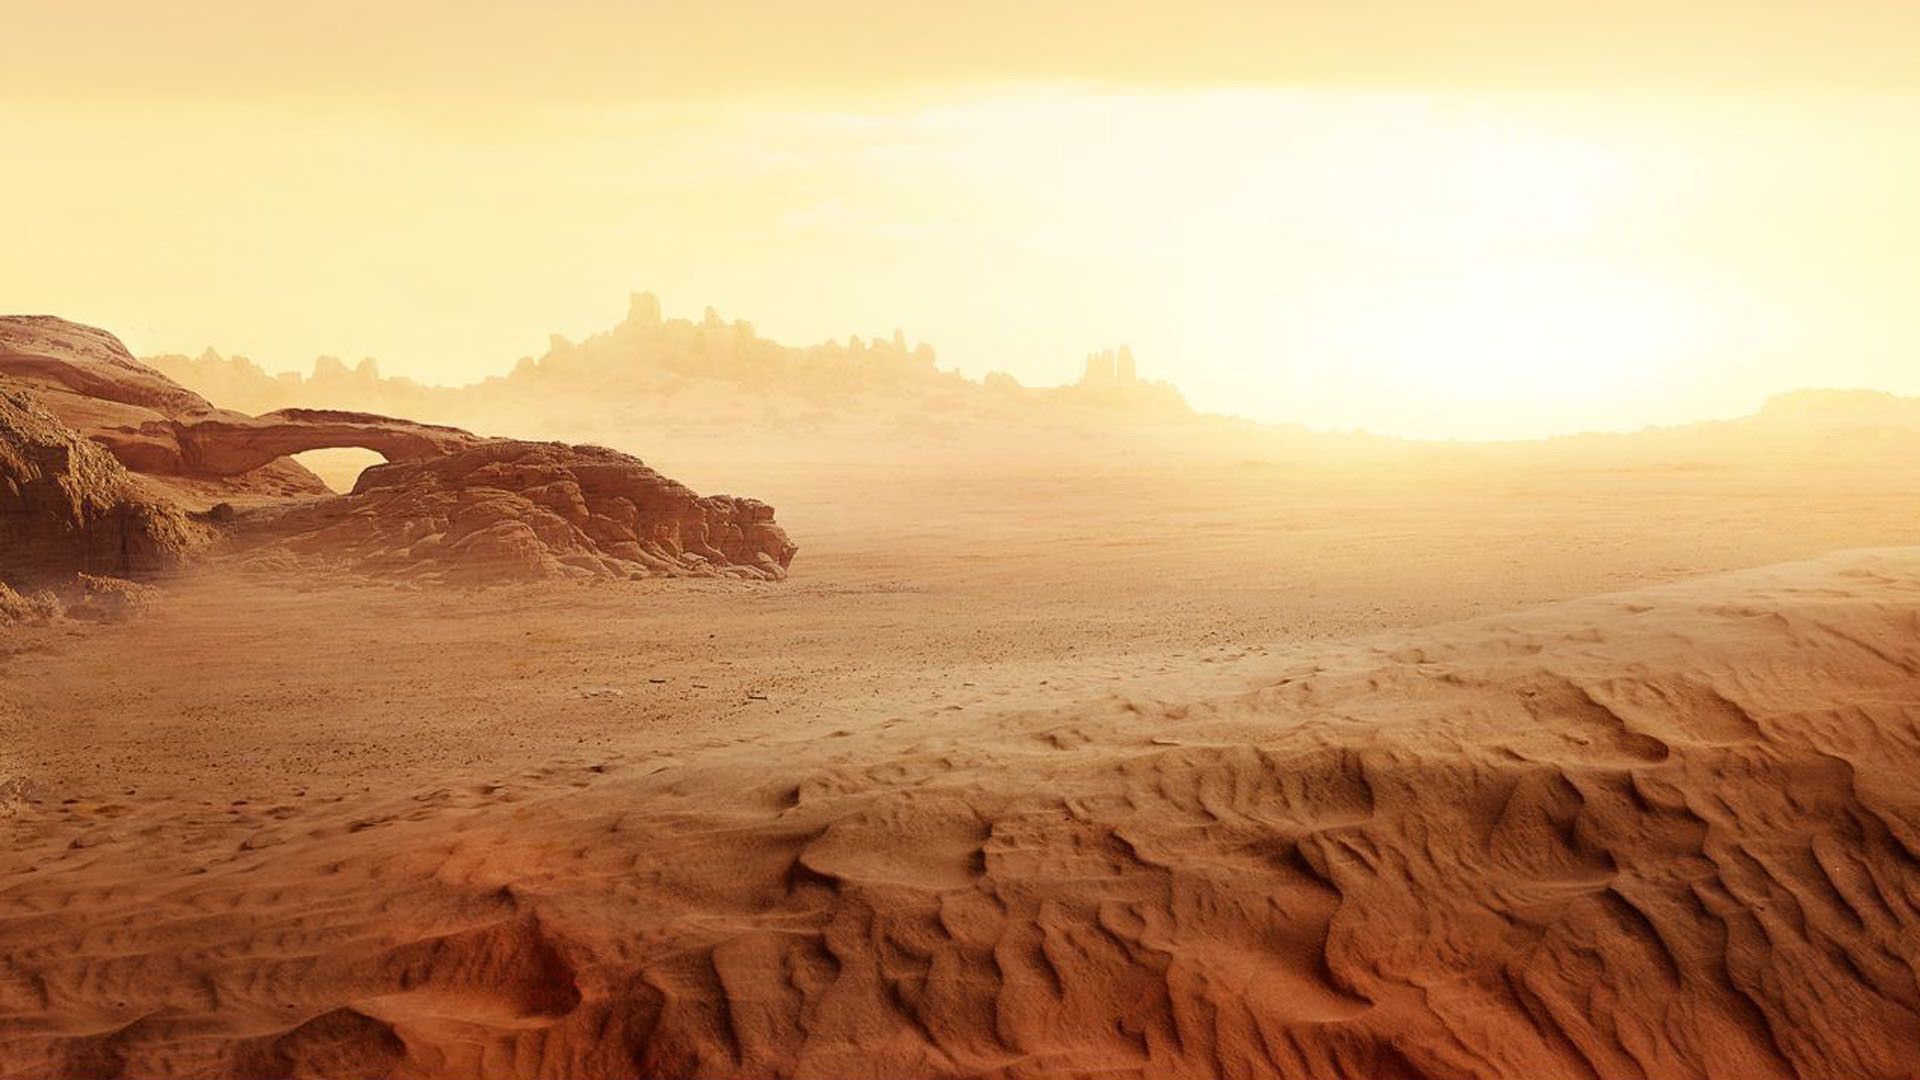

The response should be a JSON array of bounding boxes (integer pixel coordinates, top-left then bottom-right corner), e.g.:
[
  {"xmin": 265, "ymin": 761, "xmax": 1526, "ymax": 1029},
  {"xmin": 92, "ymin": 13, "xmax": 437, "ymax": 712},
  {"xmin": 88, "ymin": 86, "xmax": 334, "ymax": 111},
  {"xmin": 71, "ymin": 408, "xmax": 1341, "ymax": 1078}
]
[{"xmin": 7, "ymin": 547, "xmax": 1920, "ymax": 1077}]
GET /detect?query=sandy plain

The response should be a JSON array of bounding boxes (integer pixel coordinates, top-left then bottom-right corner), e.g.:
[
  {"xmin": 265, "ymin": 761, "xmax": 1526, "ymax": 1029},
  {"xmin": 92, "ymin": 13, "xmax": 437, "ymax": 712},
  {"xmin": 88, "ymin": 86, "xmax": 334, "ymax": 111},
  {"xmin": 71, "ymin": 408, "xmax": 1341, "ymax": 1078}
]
[{"xmin": 6, "ymin": 423, "xmax": 1920, "ymax": 1078}]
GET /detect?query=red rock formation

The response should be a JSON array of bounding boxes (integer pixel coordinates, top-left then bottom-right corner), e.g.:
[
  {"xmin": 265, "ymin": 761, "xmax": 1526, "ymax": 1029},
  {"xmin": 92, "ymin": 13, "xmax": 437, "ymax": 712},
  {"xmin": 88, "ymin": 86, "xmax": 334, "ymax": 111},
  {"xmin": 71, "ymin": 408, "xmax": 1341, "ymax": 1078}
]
[
  {"xmin": 0, "ymin": 316, "xmax": 211, "ymax": 416},
  {"xmin": 0, "ymin": 317, "xmax": 487, "ymax": 486},
  {"xmin": 0, "ymin": 385, "xmax": 204, "ymax": 586},
  {"xmin": 173, "ymin": 408, "xmax": 479, "ymax": 477},
  {"xmin": 0, "ymin": 315, "xmax": 798, "ymax": 585},
  {"xmin": 0, "ymin": 316, "xmax": 329, "ymax": 498},
  {"xmin": 235, "ymin": 440, "xmax": 798, "ymax": 583}
]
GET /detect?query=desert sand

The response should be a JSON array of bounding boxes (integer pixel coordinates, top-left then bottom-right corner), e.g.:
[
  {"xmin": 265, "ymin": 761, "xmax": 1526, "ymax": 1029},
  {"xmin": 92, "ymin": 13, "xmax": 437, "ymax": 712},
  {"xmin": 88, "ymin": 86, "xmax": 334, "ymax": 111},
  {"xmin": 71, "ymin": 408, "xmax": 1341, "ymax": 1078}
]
[
  {"xmin": 8, "ymin": 312, "xmax": 1920, "ymax": 1077},
  {"xmin": 10, "ymin": 459, "xmax": 1920, "ymax": 1075},
  {"xmin": 14, "ymin": 0, "xmax": 1920, "ymax": 1069}
]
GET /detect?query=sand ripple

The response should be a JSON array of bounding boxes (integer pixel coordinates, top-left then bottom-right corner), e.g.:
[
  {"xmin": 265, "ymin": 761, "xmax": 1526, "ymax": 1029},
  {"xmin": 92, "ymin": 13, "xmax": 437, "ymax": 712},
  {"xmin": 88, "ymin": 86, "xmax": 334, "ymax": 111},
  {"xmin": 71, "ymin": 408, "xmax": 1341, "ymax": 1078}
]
[{"xmin": 8, "ymin": 551, "xmax": 1920, "ymax": 1077}]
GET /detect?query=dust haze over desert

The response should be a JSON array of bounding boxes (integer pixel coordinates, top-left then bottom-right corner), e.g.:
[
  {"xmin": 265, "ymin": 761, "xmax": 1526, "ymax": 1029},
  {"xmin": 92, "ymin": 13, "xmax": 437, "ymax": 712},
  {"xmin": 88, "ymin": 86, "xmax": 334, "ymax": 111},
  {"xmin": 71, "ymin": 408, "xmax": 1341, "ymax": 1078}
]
[{"xmin": 10, "ymin": 5, "xmax": 1920, "ymax": 1080}]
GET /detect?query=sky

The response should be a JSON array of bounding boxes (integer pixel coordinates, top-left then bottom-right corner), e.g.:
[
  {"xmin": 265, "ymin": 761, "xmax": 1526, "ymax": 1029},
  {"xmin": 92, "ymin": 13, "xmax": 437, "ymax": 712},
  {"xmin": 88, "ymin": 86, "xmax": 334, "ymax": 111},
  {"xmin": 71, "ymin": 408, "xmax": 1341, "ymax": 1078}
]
[{"xmin": 6, "ymin": 2, "xmax": 1920, "ymax": 438}]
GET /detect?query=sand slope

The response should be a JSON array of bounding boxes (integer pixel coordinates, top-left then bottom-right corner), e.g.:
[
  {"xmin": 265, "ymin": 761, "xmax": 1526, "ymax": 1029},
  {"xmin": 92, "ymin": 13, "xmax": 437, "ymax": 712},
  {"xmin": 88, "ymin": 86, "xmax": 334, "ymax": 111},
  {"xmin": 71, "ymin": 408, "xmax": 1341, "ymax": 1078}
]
[{"xmin": 7, "ymin": 550, "xmax": 1920, "ymax": 1078}]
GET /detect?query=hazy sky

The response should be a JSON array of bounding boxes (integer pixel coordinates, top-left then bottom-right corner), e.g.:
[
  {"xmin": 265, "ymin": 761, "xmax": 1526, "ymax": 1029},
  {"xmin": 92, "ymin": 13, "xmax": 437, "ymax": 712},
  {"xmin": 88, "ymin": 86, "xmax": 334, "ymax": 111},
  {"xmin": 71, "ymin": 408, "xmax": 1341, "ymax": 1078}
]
[{"xmin": 7, "ymin": 2, "xmax": 1920, "ymax": 438}]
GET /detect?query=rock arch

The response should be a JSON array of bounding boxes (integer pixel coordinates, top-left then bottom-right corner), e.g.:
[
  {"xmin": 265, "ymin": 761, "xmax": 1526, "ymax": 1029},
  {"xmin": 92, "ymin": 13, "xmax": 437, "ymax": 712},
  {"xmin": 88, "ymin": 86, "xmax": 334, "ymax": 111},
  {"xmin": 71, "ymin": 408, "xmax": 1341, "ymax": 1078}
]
[{"xmin": 173, "ymin": 409, "xmax": 480, "ymax": 477}]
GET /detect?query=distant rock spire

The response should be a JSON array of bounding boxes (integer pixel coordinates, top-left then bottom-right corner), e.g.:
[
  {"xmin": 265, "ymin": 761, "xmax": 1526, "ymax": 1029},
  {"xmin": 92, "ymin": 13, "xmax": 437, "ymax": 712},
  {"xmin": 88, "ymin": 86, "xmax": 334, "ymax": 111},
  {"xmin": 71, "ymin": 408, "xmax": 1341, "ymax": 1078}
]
[{"xmin": 627, "ymin": 291, "xmax": 663, "ymax": 326}]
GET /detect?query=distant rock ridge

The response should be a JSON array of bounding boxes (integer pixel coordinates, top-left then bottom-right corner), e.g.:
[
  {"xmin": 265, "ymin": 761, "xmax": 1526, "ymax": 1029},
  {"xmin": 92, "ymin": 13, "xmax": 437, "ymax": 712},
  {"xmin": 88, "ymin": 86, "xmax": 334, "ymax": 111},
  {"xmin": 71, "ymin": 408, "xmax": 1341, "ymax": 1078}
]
[
  {"xmin": 525, "ymin": 290, "xmax": 947, "ymax": 396},
  {"xmin": 0, "ymin": 315, "xmax": 797, "ymax": 588},
  {"xmin": 1759, "ymin": 387, "xmax": 1920, "ymax": 419},
  {"xmin": 145, "ymin": 292, "xmax": 1193, "ymax": 422}
]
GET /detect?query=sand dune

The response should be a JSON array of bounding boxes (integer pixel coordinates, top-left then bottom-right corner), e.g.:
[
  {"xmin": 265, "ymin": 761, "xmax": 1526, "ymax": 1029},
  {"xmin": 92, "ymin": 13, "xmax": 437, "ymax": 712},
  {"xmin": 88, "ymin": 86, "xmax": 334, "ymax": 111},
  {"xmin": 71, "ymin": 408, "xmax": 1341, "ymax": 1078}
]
[{"xmin": 7, "ymin": 549, "xmax": 1920, "ymax": 1077}]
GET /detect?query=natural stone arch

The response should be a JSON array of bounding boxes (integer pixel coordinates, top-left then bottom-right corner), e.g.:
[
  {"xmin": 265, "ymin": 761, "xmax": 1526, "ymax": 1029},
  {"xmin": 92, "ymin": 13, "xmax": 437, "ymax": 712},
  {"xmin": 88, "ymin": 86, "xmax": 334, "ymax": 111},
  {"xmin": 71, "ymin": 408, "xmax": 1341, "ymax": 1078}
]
[{"xmin": 174, "ymin": 408, "xmax": 480, "ymax": 477}]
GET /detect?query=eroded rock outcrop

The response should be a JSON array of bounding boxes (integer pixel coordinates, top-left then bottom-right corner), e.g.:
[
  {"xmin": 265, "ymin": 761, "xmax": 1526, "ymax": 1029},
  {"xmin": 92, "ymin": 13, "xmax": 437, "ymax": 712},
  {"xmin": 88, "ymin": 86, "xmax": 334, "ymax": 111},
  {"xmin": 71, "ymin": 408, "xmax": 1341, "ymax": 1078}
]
[
  {"xmin": 0, "ymin": 315, "xmax": 797, "ymax": 587},
  {"xmin": 173, "ymin": 408, "xmax": 479, "ymax": 477},
  {"xmin": 0, "ymin": 386, "xmax": 203, "ymax": 587},
  {"xmin": 235, "ymin": 440, "xmax": 797, "ymax": 583},
  {"xmin": 0, "ymin": 316, "xmax": 330, "ymax": 498}
]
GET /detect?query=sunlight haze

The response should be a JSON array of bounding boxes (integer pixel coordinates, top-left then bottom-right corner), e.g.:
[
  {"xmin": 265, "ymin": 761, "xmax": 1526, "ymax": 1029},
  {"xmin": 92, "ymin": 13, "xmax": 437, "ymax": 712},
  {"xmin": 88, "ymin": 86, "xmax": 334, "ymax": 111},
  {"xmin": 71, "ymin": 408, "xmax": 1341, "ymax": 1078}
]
[
  {"xmin": 16, "ymin": 8, "xmax": 1920, "ymax": 1077},
  {"xmin": 6, "ymin": 3, "xmax": 1920, "ymax": 438}
]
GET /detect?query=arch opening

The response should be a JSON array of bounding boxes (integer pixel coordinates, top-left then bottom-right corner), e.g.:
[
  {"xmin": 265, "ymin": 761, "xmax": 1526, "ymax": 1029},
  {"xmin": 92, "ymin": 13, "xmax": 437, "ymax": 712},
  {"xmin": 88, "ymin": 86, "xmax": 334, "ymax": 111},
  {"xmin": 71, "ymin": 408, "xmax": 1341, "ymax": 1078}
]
[{"xmin": 291, "ymin": 448, "xmax": 388, "ymax": 493}]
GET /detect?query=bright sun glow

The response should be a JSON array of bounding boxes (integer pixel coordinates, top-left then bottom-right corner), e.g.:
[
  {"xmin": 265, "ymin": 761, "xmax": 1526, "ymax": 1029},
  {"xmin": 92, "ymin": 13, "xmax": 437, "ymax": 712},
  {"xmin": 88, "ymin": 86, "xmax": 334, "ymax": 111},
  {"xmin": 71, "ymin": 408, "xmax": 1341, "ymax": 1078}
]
[
  {"xmin": 1, "ymin": 84, "xmax": 1911, "ymax": 439},
  {"xmin": 1357, "ymin": 268, "xmax": 1689, "ymax": 426},
  {"xmin": 871, "ymin": 92, "xmax": 1726, "ymax": 437}
]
